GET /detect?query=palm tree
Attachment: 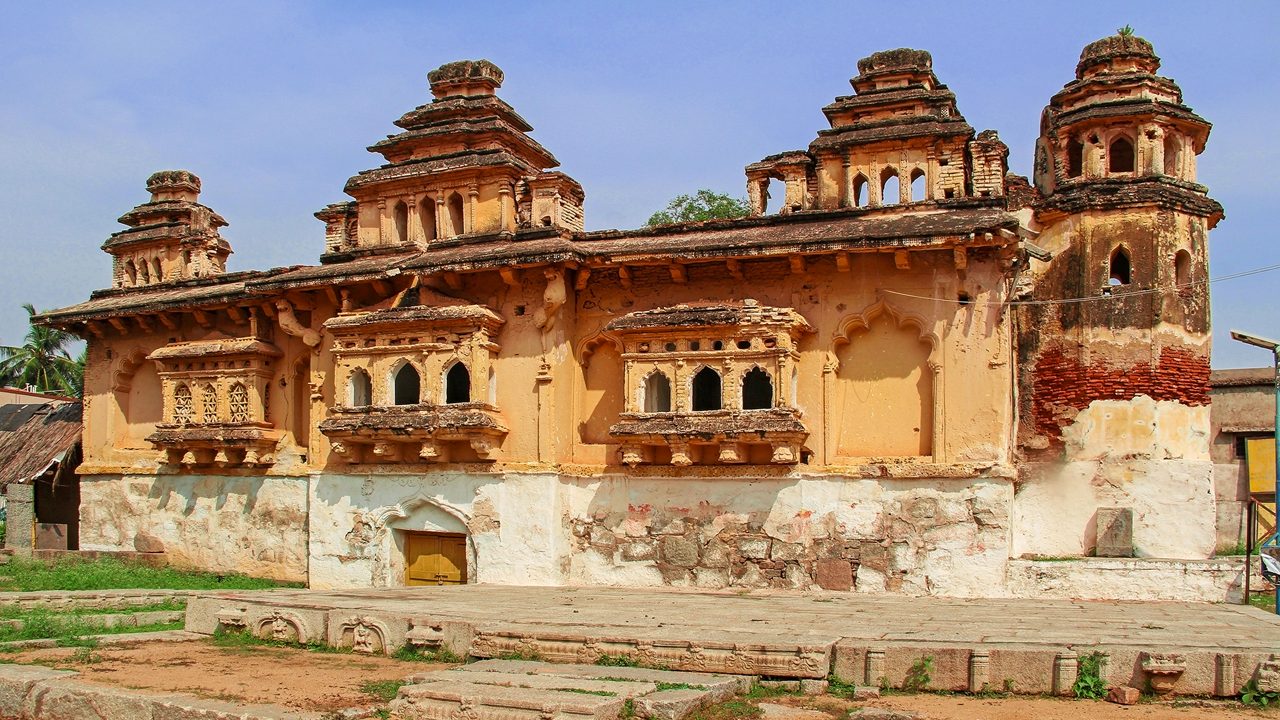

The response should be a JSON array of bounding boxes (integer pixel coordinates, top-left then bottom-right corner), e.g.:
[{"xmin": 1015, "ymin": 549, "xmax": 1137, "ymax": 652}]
[{"xmin": 0, "ymin": 304, "xmax": 84, "ymax": 397}]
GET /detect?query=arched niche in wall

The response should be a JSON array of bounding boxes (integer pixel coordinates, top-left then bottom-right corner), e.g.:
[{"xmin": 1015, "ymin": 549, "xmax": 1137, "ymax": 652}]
[
  {"xmin": 832, "ymin": 300, "xmax": 938, "ymax": 458},
  {"xmin": 291, "ymin": 357, "xmax": 311, "ymax": 452},
  {"xmin": 577, "ymin": 332, "xmax": 624, "ymax": 445},
  {"xmin": 372, "ymin": 494, "xmax": 477, "ymax": 588},
  {"xmin": 115, "ymin": 351, "xmax": 162, "ymax": 449}
]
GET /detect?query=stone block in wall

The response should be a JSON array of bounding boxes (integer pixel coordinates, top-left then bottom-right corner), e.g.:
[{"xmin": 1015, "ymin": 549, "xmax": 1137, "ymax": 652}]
[
  {"xmin": 816, "ymin": 558, "xmax": 853, "ymax": 591},
  {"xmin": 660, "ymin": 536, "xmax": 699, "ymax": 568},
  {"xmin": 4, "ymin": 485, "xmax": 32, "ymax": 550},
  {"xmin": 701, "ymin": 539, "xmax": 730, "ymax": 568},
  {"xmin": 1096, "ymin": 507, "xmax": 1134, "ymax": 557},
  {"xmin": 34, "ymin": 524, "xmax": 67, "ymax": 550},
  {"xmin": 738, "ymin": 537, "xmax": 771, "ymax": 560}
]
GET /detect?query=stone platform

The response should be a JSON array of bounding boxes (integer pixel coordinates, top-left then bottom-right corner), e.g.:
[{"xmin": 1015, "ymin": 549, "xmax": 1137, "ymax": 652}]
[{"xmin": 186, "ymin": 586, "xmax": 1280, "ymax": 697}]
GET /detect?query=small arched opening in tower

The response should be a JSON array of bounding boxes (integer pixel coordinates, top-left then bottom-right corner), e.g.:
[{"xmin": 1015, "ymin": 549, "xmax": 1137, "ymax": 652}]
[
  {"xmin": 447, "ymin": 192, "xmax": 465, "ymax": 237},
  {"xmin": 1174, "ymin": 249, "xmax": 1192, "ymax": 290},
  {"xmin": 419, "ymin": 198, "xmax": 438, "ymax": 242},
  {"xmin": 880, "ymin": 167, "xmax": 900, "ymax": 206},
  {"xmin": 909, "ymin": 168, "xmax": 926, "ymax": 202},
  {"xmin": 852, "ymin": 174, "xmax": 868, "ymax": 207},
  {"xmin": 1109, "ymin": 246, "xmax": 1132, "ymax": 286},
  {"xmin": 1109, "ymin": 136, "xmax": 1135, "ymax": 174},
  {"xmin": 1067, "ymin": 139, "xmax": 1084, "ymax": 178},
  {"xmin": 445, "ymin": 362, "xmax": 471, "ymax": 404},
  {"xmin": 741, "ymin": 367, "xmax": 773, "ymax": 410},
  {"xmin": 1163, "ymin": 135, "xmax": 1182, "ymax": 177},
  {"xmin": 393, "ymin": 362, "xmax": 421, "ymax": 405},
  {"xmin": 691, "ymin": 367, "xmax": 722, "ymax": 411},
  {"xmin": 393, "ymin": 201, "xmax": 409, "ymax": 244}
]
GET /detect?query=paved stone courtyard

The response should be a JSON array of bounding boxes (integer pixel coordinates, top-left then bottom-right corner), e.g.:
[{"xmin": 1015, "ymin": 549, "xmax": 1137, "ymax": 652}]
[{"xmin": 189, "ymin": 585, "xmax": 1280, "ymax": 698}]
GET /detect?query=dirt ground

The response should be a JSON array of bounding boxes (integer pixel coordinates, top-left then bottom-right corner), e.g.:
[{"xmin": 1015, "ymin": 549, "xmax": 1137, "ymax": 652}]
[
  {"xmin": 763, "ymin": 693, "xmax": 1276, "ymax": 720},
  {"xmin": 6, "ymin": 638, "xmax": 456, "ymax": 714}
]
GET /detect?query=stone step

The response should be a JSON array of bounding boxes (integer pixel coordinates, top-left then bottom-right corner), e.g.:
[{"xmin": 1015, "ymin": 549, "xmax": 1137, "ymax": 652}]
[
  {"xmin": 393, "ymin": 660, "xmax": 749, "ymax": 720},
  {"xmin": 391, "ymin": 681, "xmax": 623, "ymax": 719},
  {"xmin": 465, "ymin": 659, "xmax": 751, "ymax": 698},
  {"xmin": 406, "ymin": 669, "xmax": 658, "ymax": 698}
]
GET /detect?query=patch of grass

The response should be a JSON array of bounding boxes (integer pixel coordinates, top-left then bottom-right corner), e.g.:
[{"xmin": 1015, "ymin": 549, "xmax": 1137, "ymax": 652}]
[
  {"xmin": 1217, "ymin": 541, "xmax": 1249, "ymax": 557},
  {"xmin": 0, "ymin": 555, "xmax": 300, "ymax": 592},
  {"xmin": 743, "ymin": 682, "xmax": 799, "ymax": 699},
  {"xmin": 208, "ymin": 627, "xmax": 345, "ymax": 655},
  {"xmin": 595, "ymin": 653, "xmax": 640, "ymax": 667},
  {"xmin": 688, "ymin": 698, "xmax": 762, "ymax": 720},
  {"xmin": 0, "ymin": 599, "xmax": 186, "ymax": 621},
  {"xmin": 554, "ymin": 687, "xmax": 615, "ymax": 696},
  {"xmin": 0, "ymin": 606, "xmax": 182, "ymax": 646},
  {"xmin": 1248, "ymin": 593, "xmax": 1278, "ymax": 612},
  {"xmin": 619, "ymin": 699, "xmax": 637, "ymax": 719},
  {"xmin": 902, "ymin": 655, "xmax": 933, "ymax": 693},
  {"xmin": 655, "ymin": 681, "xmax": 705, "ymax": 691},
  {"xmin": 69, "ymin": 643, "xmax": 103, "ymax": 665},
  {"xmin": 1073, "ymin": 651, "xmax": 1108, "ymax": 700},
  {"xmin": 359, "ymin": 679, "xmax": 405, "ymax": 702},
  {"xmin": 827, "ymin": 673, "xmax": 860, "ymax": 698},
  {"xmin": 392, "ymin": 645, "xmax": 463, "ymax": 663},
  {"xmin": 495, "ymin": 649, "xmax": 542, "ymax": 662}
]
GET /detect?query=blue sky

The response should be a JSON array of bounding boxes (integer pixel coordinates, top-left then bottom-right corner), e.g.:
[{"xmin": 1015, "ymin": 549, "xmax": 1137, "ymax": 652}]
[{"xmin": 1, "ymin": 2, "xmax": 1277, "ymax": 367}]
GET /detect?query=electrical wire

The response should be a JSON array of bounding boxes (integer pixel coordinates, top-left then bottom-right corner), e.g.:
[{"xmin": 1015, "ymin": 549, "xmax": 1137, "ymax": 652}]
[{"xmin": 881, "ymin": 263, "xmax": 1280, "ymax": 307}]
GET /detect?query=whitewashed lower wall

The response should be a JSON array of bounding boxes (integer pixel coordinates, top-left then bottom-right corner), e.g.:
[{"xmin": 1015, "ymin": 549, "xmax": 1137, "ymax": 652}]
[{"xmin": 78, "ymin": 474, "xmax": 309, "ymax": 582}]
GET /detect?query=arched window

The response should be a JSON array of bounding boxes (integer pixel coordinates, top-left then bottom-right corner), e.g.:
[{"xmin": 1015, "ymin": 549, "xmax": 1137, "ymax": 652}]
[
  {"xmin": 445, "ymin": 362, "xmax": 471, "ymax": 404},
  {"xmin": 909, "ymin": 168, "xmax": 926, "ymax": 202},
  {"xmin": 151, "ymin": 258, "xmax": 163, "ymax": 282},
  {"xmin": 228, "ymin": 383, "xmax": 249, "ymax": 423},
  {"xmin": 742, "ymin": 368, "xmax": 773, "ymax": 410},
  {"xmin": 448, "ymin": 192, "xmax": 465, "ymax": 237},
  {"xmin": 393, "ymin": 362, "xmax": 421, "ymax": 405},
  {"xmin": 852, "ymin": 174, "xmax": 868, "ymax": 207},
  {"xmin": 643, "ymin": 371, "xmax": 672, "ymax": 413},
  {"xmin": 487, "ymin": 366, "xmax": 496, "ymax": 404},
  {"xmin": 124, "ymin": 259, "xmax": 138, "ymax": 286},
  {"xmin": 173, "ymin": 383, "xmax": 192, "ymax": 424},
  {"xmin": 1174, "ymin": 249, "xmax": 1192, "ymax": 288},
  {"xmin": 1109, "ymin": 246, "xmax": 1132, "ymax": 286},
  {"xmin": 880, "ymin": 167, "xmax": 900, "ymax": 205},
  {"xmin": 393, "ymin": 201, "xmax": 409, "ymax": 244},
  {"xmin": 419, "ymin": 198, "xmax": 438, "ymax": 242},
  {"xmin": 348, "ymin": 368, "xmax": 372, "ymax": 407},
  {"xmin": 1109, "ymin": 137, "xmax": 1135, "ymax": 173},
  {"xmin": 200, "ymin": 383, "xmax": 218, "ymax": 423},
  {"xmin": 691, "ymin": 367, "xmax": 722, "ymax": 412},
  {"xmin": 1067, "ymin": 139, "xmax": 1084, "ymax": 178},
  {"xmin": 138, "ymin": 260, "xmax": 151, "ymax": 284},
  {"xmin": 1163, "ymin": 135, "xmax": 1181, "ymax": 177}
]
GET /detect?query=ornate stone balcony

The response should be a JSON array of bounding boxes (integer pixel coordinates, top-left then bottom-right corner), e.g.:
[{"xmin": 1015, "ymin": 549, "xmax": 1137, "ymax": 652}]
[
  {"xmin": 148, "ymin": 423, "xmax": 281, "ymax": 467},
  {"xmin": 318, "ymin": 403, "xmax": 506, "ymax": 463},
  {"xmin": 610, "ymin": 408, "xmax": 808, "ymax": 467}
]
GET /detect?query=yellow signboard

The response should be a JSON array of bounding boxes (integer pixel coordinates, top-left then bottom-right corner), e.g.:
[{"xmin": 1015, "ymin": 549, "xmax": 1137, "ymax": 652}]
[{"xmin": 1247, "ymin": 437, "xmax": 1277, "ymax": 495}]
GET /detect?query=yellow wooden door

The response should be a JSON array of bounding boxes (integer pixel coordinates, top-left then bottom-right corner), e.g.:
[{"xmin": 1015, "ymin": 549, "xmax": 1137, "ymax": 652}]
[{"xmin": 405, "ymin": 533, "xmax": 467, "ymax": 586}]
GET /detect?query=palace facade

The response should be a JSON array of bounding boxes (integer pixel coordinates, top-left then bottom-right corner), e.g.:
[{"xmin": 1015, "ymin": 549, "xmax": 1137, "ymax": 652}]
[{"xmin": 39, "ymin": 33, "xmax": 1226, "ymax": 597}]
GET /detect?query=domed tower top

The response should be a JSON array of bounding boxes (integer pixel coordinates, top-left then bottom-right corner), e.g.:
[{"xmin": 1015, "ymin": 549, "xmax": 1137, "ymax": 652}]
[
  {"xmin": 1075, "ymin": 31, "xmax": 1160, "ymax": 79},
  {"xmin": 1032, "ymin": 29, "xmax": 1217, "ymax": 215},
  {"xmin": 103, "ymin": 170, "xmax": 232, "ymax": 289},
  {"xmin": 324, "ymin": 59, "xmax": 583, "ymax": 260}
]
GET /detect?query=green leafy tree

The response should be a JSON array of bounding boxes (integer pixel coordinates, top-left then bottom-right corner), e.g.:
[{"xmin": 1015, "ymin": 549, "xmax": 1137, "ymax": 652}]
[
  {"xmin": 646, "ymin": 189, "xmax": 750, "ymax": 227},
  {"xmin": 0, "ymin": 304, "xmax": 84, "ymax": 397}
]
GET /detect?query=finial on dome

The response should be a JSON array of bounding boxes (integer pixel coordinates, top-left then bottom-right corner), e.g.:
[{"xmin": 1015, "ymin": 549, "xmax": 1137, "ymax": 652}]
[
  {"xmin": 146, "ymin": 170, "xmax": 201, "ymax": 202},
  {"xmin": 428, "ymin": 60, "xmax": 504, "ymax": 99}
]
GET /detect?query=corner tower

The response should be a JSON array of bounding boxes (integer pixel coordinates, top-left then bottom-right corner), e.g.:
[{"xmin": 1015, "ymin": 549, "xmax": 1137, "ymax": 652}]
[
  {"xmin": 1014, "ymin": 32, "xmax": 1224, "ymax": 559},
  {"xmin": 318, "ymin": 60, "xmax": 583, "ymax": 260}
]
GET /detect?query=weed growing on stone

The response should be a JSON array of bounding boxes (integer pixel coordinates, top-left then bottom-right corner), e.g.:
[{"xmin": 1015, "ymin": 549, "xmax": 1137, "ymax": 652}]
[
  {"xmin": 619, "ymin": 699, "xmax": 637, "ymax": 719},
  {"xmin": 902, "ymin": 655, "xmax": 933, "ymax": 693},
  {"xmin": 209, "ymin": 627, "xmax": 346, "ymax": 655},
  {"xmin": 359, "ymin": 679, "xmax": 405, "ymax": 702},
  {"xmin": 1241, "ymin": 678, "xmax": 1280, "ymax": 707},
  {"xmin": 0, "ymin": 607, "xmax": 182, "ymax": 646},
  {"xmin": 594, "ymin": 653, "xmax": 639, "ymax": 667},
  {"xmin": 495, "ymin": 649, "xmax": 542, "ymax": 662},
  {"xmin": 1072, "ymin": 651, "xmax": 1108, "ymax": 700},
  {"xmin": 743, "ymin": 681, "xmax": 799, "ymax": 698},
  {"xmin": 391, "ymin": 645, "xmax": 463, "ymax": 663},
  {"xmin": 655, "ymin": 681, "xmax": 705, "ymax": 691},
  {"xmin": 826, "ymin": 673, "xmax": 860, "ymax": 698},
  {"xmin": 554, "ymin": 687, "xmax": 616, "ymax": 696},
  {"xmin": 687, "ymin": 698, "xmax": 762, "ymax": 719},
  {"xmin": 0, "ymin": 599, "xmax": 186, "ymax": 620}
]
